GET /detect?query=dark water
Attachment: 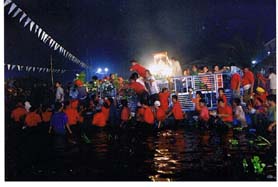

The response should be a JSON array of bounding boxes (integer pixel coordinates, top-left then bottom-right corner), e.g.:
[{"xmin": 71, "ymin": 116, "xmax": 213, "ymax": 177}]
[{"xmin": 5, "ymin": 125, "xmax": 276, "ymax": 181}]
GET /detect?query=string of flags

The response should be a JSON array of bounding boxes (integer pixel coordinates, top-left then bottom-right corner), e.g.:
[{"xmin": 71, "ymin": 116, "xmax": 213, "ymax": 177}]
[
  {"xmin": 4, "ymin": 0, "xmax": 89, "ymax": 68},
  {"xmin": 5, "ymin": 64, "xmax": 67, "ymax": 74}
]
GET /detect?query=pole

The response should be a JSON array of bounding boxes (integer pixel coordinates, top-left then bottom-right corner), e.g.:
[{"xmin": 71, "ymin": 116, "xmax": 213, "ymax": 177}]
[{"xmin": 50, "ymin": 55, "xmax": 54, "ymax": 86}]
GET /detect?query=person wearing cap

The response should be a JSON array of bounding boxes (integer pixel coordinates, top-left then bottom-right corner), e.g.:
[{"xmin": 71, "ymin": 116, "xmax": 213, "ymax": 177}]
[
  {"xmin": 154, "ymin": 100, "xmax": 166, "ymax": 128},
  {"xmin": 255, "ymin": 87, "xmax": 268, "ymax": 104},
  {"xmin": 241, "ymin": 67, "xmax": 254, "ymax": 103}
]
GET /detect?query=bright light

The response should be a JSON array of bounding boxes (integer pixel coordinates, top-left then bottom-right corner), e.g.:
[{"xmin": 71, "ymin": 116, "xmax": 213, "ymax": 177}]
[
  {"xmin": 97, "ymin": 68, "xmax": 102, "ymax": 73},
  {"xmin": 148, "ymin": 63, "xmax": 172, "ymax": 77},
  {"xmin": 251, "ymin": 60, "xmax": 257, "ymax": 65},
  {"xmin": 267, "ymin": 51, "xmax": 271, "ymax": 55},
  {"xmin": 104, "ymin": 68, "xmax": 109, "ymax": 72}
]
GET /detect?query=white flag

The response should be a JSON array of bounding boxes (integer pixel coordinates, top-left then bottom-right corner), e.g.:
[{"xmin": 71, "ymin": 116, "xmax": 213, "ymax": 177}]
[
  {"xmin": 25, "ymin": 66, "xmax": 29, "ymax": 71},
  {"xmin": 7, "ymin": 64, "xmax": 11, "ymax": 70},
  {"xmin": 12, "ymin": 8, "xmax": 22, "ymax": 18},
  {"xmin": 11, "ymin": 64, "xmax": 15, "ymax": 70},
  {"xmin": 40, "ymin": 31, "xmax": 45, "ymax": 40},
  {"xmin": 54, "ymin": 43, "xmax": 60, "ymax": 50},
  {"xmin": 8, "ymin": 3, "xmax": 17, "ymax": 15},
  {"xmin": 51, "ymin": 40, "xmax": 56, "ymax": 48},
  {"xmin": 39, "ymin": 68, "xmax": 43, "ymax": 72},
  {"xmin": 49, "ymin": 38, "xmax": 54, "ymax": 47},
  {"xmin": 29, "ymin": 21, "xmax": 35, "ymax": 32},
  {"xmin": 17, "ymin": 65, "xmax": 21, "ymax": 71},
  {"xmin": 32, "ymin": 67, "xmax": 36, "ymax": 72},
  {"xmin": 28, "ymin": 67, "xmax": 32, "ymax": 72},
  {"xmin": 24, "ymin": 17, "xmax": 31, "ymax": 27},
  {"xmin": 4, "ymin": 0, "xmax": 12, "ymax": 8},
  {"xmin": 59, "ymin": 46, "xmax": 64, "ymax": 53},
  {"xmin": 38, "ymin": 28, "xmax": 42, "ymax": 38},
  {"xmin": 34, "ymin": 24, "xmax": 39, "ymax": 33},
  {"xmin": 42, "ymin": 33, "xmax": 49, "ymax": 43},
  {"xmin": 19, "ymin": 12, "xmax": 27, "ymax": 23}
]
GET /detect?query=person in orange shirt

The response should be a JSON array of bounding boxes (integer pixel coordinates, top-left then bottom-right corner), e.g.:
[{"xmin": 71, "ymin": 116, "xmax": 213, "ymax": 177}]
[
  {"xmin": 11, "ymin": 102, "xmax": 27, "ymax": 124},
  {"xmin": 41, "ymin": 105, "xmax": 52, "ymax": 123},
  {"xmin": 255, "ymin": 87, "xmax": 268, "ymax": 105},
  {"xmin": 142, "ymin": 100, "xmax": 155, "ymax": 126},
  {"xmin": 24, "ymin": 107, "xmax": 42, "ymax": 128},
  {"xmin": 129, "ymin": 60, "xmax": 148, "ymax": 78},
  {"xmin": 92, "ymin": 106, "xmax": 106, "ymax": 127},
  {"xmin": 241, "ymin": 67, "xmax": 255, "ymax": 103},
  {"xmin": 154, "ymin": 101, "xmax": 166, "ymax": 128},
  {"xmin": 120, "ymin": 99, "xmax": 131, "ymax": 127},
  {"xmin": 64, "ymin": 101, "xmax": 82, "ymax": 139},
  {"xmin": 167, "ymin": 95, "xmax": 184, "ymax": 127},
  {"xmin": 190, "ymin": 91, "xmax": 202, "ymax": 113},
  {"xmin": 101, "ymin": 99, "xmax": 110, "ymax": 123},
  {"xmin": 136, "ymin": 102, "xmax": 145, "ymax": 124},
  {"xmin": 199, "ymin": 99, "xmax": 210, "ymax": 127},
  {"xmin": 218, "ymin": 88, "xmax": 228, "ymax": 105},
  {"xmin": 70, "ymin": 99, "xmax": 79, "ymax": 110},
  {"xmin": 216, "ymin": 99, "xmax": 233, "ymax": 127},
  {"xmin": 159, "ymin": 87, "xmax": 170, "ymax": 112}
]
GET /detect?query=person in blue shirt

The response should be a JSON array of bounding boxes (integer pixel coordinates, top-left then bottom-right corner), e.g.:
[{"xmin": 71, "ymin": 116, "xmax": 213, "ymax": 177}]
[{"xmin": 49, "ymin": 102, "xmax": 72, "ymax": 135}]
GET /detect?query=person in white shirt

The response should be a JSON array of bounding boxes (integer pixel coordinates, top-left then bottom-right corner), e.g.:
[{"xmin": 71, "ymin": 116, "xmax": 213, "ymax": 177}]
[
  {"xmin": 268, "ymin": 68, "xmax": 276, "ymax": 95},
  {"xmin": 55, "ymin": 81, "xmax": 64, "ymax": 103},
  {"xmin": 232, "ymin": 98, "xmax": 247, "ymax": 127},
  {"xmin": 145, "ymin": 70, "xmax": 159, "ymax": 105}
]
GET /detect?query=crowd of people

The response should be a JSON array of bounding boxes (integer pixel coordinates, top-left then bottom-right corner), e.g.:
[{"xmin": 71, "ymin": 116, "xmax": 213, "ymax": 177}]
[{"xmin": 6, "ymin": 60, "xmax": 277, "ymax": 145}]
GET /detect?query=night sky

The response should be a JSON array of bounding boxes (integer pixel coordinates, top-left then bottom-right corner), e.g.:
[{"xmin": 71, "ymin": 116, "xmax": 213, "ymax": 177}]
[{"xmin": 4, "ymin": 0, "xmax": 276, "ymax": 81}]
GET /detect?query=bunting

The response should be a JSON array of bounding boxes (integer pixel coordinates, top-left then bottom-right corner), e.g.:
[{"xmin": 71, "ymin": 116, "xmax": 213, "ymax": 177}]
[
  {"xmin": 4, "ymin": 0, "xmax": 89, "ymax": 68},
  {"xmin": 4, "ymin": 64, "xmax": 67, "ymax": 74}
]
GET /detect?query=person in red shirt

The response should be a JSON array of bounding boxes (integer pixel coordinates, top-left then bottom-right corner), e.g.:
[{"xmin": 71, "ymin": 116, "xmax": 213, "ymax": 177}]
[
  {"xmin": 255, "ymin": 87, "xmax": 268, "ymax": 105},
  {"xmin": 218, "ymin": 88, "xmax": 228, "ymax": 105},
  {"xmin": 230, "ymin": 72, "xmax": 241, "ymax": 99},
  {"xmin": 199, "ymin": 99, "xmax": 210, "ymax": 125},
  {"xmin": 167, "ymin": 95, "xmax": 184, "ymax": 127},
  {"xmin": 142, "ymin": 100, "xmax": 155, "ymax": 126},
  {"xmin": 241, "ymin": 67, "xmax": 255, "ymax": 103},
  {"xmin": 70, "ymin": 99, "xmax": 79, "ymax": 110},
  {"xmin": 159, "ymin": 87, "xmax": 170, "ymax": 112},
  {"xmin": 120, "ymin": 99, "xmax": 131, "ymax": 127},
  {"xmin": 11, "ymin": 102, "xmax": 27, "ymax": 123},
  {"xmin": 92, "ymin": 106, "xmax": 106, "ymax": 127},
  {"xmin": 154, "ymin": 101, "xmax": 166, "ymax": 128},
  {"xmin": 217, "ymin": 99, "xmax": 233, "ymax": 126},
  {"xmin": 25, "ymin": 107, "xmax": 42, "ymax": 127},
  {"xmin": 129, "ymin": 60, "xmax": 148, "ymax": 78},
  {"xmin": 128, "ymin": 78, "xmax": 147, "ymax": 95}
]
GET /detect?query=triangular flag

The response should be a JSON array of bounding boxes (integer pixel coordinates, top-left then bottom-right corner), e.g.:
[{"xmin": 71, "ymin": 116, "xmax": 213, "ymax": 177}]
[
  {"xmin": 28, "ymin": 67, "xmax": 32, "ymax": 72},
  {"xmin": 38, "ymin": 28, "xmax": 42, "ymax": 38},
  {"xmin": 17, "ymin": 65, "xmax": 21, "ymax": 71},
  {"xmin": 59, "ymin": 46, "xmax": 64, "ymax": 53},
  {"xmin": 34, "ymin": 24, "xmax": 39, "ymax": 33},
  {"xmin": 40, "ymin": 31, "xmax": 45, "ymax": 40},
  {"xmin": 4, "ymin": 0, "xmax": 12, "ymax": 8},
  {"xmin": 51, "ymin": 40, "xmax": 56, "ymax": 48},
  {"xmin": 25, "ymin": 66, "xmax": 29, "ymax": 71},
  {"xmin": 8, "ymin": 3, "xmax": 17, "ymax": 15},
  {"xmin": 7, "ymin": 64, "xmax": 11, "ymax": 70},
  {"xmin": 42, "ymin": 68, "xmax": 46, "ymax": 72},
  {"xmin": 54, "ymin": 43, "xmax": 60, "ymax": 50},
  {"xmin": 49, "ymin": 38, "xmax": 54, "ymax": 47},
  {"xmin": 11, "ymin": 65, "xmax": 16, "ymax": 70},
  {"xmin": 39, "ymin": 68, "xmax": 43, "ymax": 72},
  {"xmin": 32, "ymin": 67, "xmax": 36, "ymax": 72},
  {"xmin": 43, "ymin": 34, "xmax": 49, "ymax": 43},
  {"xmin": 29, "ymin": 21, "xmax": 35, "ymax": 32},
  {"xmin": 24, "ymin": 17, "xmax": 31, "ymax": 27},
  {"xmin": 56, "ymin": 69, "xmax": 61, "ymax": 73},
  {"xmin": 12, "ymin": 8, "xmax": 22, "ymax": 18},
  {"xmin": 19, "ymin": 12, "xmax": 27, "ymax": 23}
]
